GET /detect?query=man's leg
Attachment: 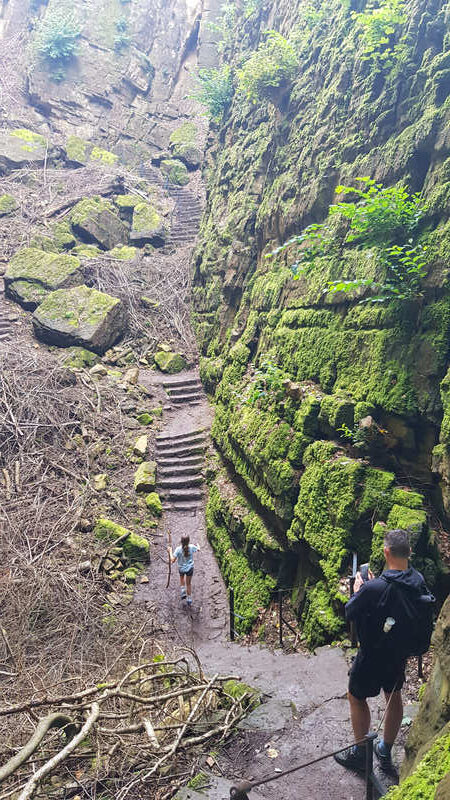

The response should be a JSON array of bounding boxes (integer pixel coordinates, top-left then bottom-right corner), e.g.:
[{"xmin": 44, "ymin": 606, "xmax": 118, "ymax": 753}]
[
  {"xmin": 383, "ymin": 690, "xmax": 403, "ymax": 745},
  {"xmin": 349, "ymin": 691, "xmax": 371, "ymax": 743}
]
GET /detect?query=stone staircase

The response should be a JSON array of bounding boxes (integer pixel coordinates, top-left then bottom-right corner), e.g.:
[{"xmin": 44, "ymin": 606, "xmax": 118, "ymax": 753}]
[
  {"xmin": 0, "ymin": 294, "xmax": 15, "ymax": 346},
  {"xmin": 163, "ymin": 376, "xmax": 203, "ymax": 408},
  {"xmin": 156, "ymin": 428, "xmax": 208, "ymax": 512},
  {"xmin": 139, "ymin": 165, "xmax": 203, "ymax": 247}
]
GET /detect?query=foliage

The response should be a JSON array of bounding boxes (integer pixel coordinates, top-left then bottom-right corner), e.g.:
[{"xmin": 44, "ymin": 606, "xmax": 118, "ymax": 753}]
[
  {"xmin": 352, "ymin": 0, "xmax": 406, "ymax": 65},
  {"xmin": 330, "ymin": 178, "xmax": 424, "ymax": 245},
  {"xmin": 114, "ymin": 17, "xmax": 130, "ymax": 50},
  {"xmin": 205, "ymin": 1, "xmax": 237, "ymax": 54},
  {"xmin": 191, "ymin": 66, "xmax": 234, "ymax": 121},
  {"xmin": 266, "ymin": 222, "xmax": 333, "ymax": 277},
  {"xmin": 35, "ymin": 10, "xmax": 81, "ymax": 62},
  {"xmin": 240, "ymin": 358, "xmax": 286, "ymax": 406},
  {"xmin": 327, "ymin": 242, "xmax": 428, "ymax": 303},
  {"xmin": 237, "ymin": 31, "xmax": 299, "ymax": 101}
]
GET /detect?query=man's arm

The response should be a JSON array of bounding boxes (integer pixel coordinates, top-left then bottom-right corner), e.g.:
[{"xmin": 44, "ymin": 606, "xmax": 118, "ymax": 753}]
[{"xmin": 345, "ymin": 570, "xmax": 374, "ymax": 621}]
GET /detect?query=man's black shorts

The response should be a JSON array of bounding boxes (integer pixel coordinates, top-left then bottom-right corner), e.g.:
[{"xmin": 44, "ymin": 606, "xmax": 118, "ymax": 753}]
[{"xmin": 349, "ymin": 649, "xmax": 406, "ymax": 699}]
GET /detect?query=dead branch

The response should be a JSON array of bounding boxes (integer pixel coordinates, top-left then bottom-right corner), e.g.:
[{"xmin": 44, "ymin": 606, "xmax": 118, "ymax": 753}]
[
  {"xmin": 17, "ymin": 703, "xmax": 100, "ymax": 800},
  {"xmin": 0, "ymin": 713, "xmax": 77, "ymax": 784}
]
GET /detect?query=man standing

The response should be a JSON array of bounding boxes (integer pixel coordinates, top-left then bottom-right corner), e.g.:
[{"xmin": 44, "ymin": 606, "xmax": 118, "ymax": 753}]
[{"xmin": 334, "ymin": 529, "xmax": 433, "ymax": 774}]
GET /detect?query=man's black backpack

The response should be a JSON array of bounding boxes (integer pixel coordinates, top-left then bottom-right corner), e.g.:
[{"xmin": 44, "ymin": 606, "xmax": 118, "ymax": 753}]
[{"xmin": 373, "ymin": 575, "xmax": 435, "ymax": 658}]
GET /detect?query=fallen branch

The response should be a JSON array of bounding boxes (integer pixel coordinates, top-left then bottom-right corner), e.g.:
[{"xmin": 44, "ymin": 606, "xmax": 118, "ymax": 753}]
[
  {"xmin": 0, "ymin": 713, "xmax": 77, "ymax": 784},
  {"xmin": 17, "ymin": 702, "xmax": 99, "ymax": 800}
]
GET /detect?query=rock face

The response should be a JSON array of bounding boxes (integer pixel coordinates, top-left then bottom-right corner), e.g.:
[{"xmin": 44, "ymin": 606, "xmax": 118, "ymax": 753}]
[
  {"xmin": 4, "ymin": 248, "xmax": 83, "ymax": 310},
  {"xmin": 70, "ymin": 197, "xmax": 128, "ymax": 250},
  {"xmin": 402, "ymin": 596, "xmax": 450, "ymax": 776},
  {"xmin": 192, "ymin": 0, "xmax": 450, "ymax": 646},
  {"xmin": 32, "ymin": 285, "xmax": 126, "ymax": 354}
]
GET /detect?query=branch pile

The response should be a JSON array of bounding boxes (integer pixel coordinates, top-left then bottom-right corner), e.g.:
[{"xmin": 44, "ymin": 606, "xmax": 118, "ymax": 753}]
[{"xmin": 0, "ymin": 654, "xmax": 253, "ymax": 800}]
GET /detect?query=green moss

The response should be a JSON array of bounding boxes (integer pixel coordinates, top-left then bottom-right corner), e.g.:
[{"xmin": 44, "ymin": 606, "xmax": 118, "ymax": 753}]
[
  {"xmin": 223, "ymin": 679, "xmax": 259, "ymax": 702},
  {"xmin": 145, "ymin": 492, "xmax": 162, "ymax": 516},
  {"xmin": 6, "ymin": 248, "xmax": 81, "ymax": 287},
  {"xmin": 123, "ymin": 566, "xmax": 140, "ymax": 583},
  {"xmin": 386, "ymin": 504, "xmax": 427, "ymax": 540},
  {"xmin": 52, "ymin": 222, "xmax": 76, "ymax": 251},
  {"xmin": 70, "ymin": 197, "xmax": 115, "ymax": 227},
  {"xmin": 206, "ymin": 484, "xmax": 276, "ymax": 632},
  {"xmin": 154, "ymin": 351, "xmax": 186, "ymax": 374},
  {"xmin": 108, "ymin": 246, "xmax": 137, "ymax": 260},
  {"xmin": 66, "ymin": 136, "xmax": 87, "ymax": 162},
  {"xmin": 169, "ymin": 122, "xmax": 198, "ymax": 146},
  {"xmin": 293, "ymin": 395, "xmax": 321, "ymax": 437},
  {"xmin": 385, "ymin": 728, "xmax": 450, "ymax": 799},
  {"xmin": 160, "ymin": 159, "xmax": 189, "ymax": 186},
  {"xmin": 370, "ymin": 521, "xmax": 388, "ymax": 574},
  {"xmin": 0, "ymin": 194, "xmax": 18, "ymax": 216},
  {"xmin": 137, "ymin": 413, "xmax": 153, "ymax": 425},
  {"xmin": 63, "ymin": 347, "xmax": 99, "ymax": 368},
  {"xmin": 199, "ymin": 357, "xmax": 224, "ymax": 393},
  {"xmin": 35, "ymin": 285, "xmax": 119, "ymax": 326},
  {"xmin": 319, "ymin": 395, "xmax": 355, "ymax": 432},
  {"xmin": 391, "ymin": 488, "xmax": 424, "ymax": 509},
  {"xmin": 90, "ymin": 146, "xmax": 118, "ymax": 165},
  {"xmin": 358, "ymin": 468, "xmax": 395, "ymax": 518},
  {"xmin": 132, "ymin": 203, "xmax": 161, "ymax": 233},
  {"xmin": 302, "ymin": 582, "xmax": 345, "ymax": 649},
  {"xmin": 115, "ymin": 194, "xmax": 141, "ymax": 210},
  {"xmin": 134, "ymin": 461, "xmax": 156, "ymax": 492},
  {"xmin": 72, "ymin": 245, "xmax": 102, "ymax": 258},
  {"xmin": 10, "ymin": 128, "xmax": 46, "ymax": 148},
  {"xmin": 94, "ymin": 518, "xmax": 149, "ymax": 563}
]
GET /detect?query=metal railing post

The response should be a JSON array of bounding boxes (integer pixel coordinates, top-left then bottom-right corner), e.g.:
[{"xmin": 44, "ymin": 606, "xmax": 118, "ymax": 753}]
[
  {"xmin": 278, "ymin": 589, "xmax": 283, "ymax": 649},
  {"xmin": 364, "ymin": 733, "xmax": 376, "ymax": 800},
  {"xmin": 229, "ymin": 587, "xmax": 235, "ymax": 642}
]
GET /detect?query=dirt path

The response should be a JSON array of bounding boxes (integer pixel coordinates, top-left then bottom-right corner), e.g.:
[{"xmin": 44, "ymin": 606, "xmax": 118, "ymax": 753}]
[
  {"xmin": 136, "ymin": 367, "xmax": 229, "ymax": 646},
  {"xmin": 134, "ymin": 367, "xmax": 399, "ymax": 800}
]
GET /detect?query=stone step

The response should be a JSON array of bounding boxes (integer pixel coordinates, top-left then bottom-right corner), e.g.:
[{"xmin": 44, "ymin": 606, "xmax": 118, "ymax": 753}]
[
  {"xmin": 159, "ymin": 475, "xmax": 203, "ymax": 489},
  {"xmin": 170, "ymin": 393, "xmax": 203, "ymax": 404},
  {"xmin": 156, "ymin": 433, "xmax": 207, "ymax": 449},
  {"xmin": 164, "ymin": 488, "xmax": 203, "ymax": 501},
  {"xmin": 156, "ymin": 443, "xmax": 206, "ymax": 458},
  {"xmin": 158, "ymin": 464, "xmax": 203, "ymax": 477},
  {"xmin": 166, "ymin": 383, "xmax": 202, "ymax": 396},
  {"xmin": 163, "ymin": 377, "xmax": 200, "ymax": 388},
  {"xmin": 156, "ymin": 428, "xmax": 205, "ymax": 442},
  {"xmin": 158, "ymin": 455, "xmax": 204, "ymax": 467}
]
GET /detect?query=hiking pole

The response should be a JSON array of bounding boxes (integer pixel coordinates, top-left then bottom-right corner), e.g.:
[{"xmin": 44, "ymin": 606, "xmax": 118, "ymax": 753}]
[{"xmin": 165, "ymin": 531, "xmax": 172, "ymax": 588}]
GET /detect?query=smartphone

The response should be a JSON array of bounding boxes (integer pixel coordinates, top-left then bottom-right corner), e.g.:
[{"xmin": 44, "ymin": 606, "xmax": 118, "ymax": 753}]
[{"xmin": 359, "ymin": 563, "xmax": 370, "ymax": 582}]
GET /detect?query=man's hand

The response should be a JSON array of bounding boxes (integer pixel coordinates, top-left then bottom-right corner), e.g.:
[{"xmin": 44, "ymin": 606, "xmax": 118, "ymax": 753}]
[{"xmin": 354, "ymin": 569, "xmax": 374, "ymax": 592}]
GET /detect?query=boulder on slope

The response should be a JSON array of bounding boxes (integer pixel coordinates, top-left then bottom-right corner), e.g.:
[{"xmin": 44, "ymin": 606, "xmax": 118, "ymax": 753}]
[
  {"xmin": 32, "ymin": 285, "xmax": 126, "ymax": 354},
  {"xmin": 4, "ymin": 248, "xmax": 83, "ymax": 310},
  {"xmin": 70, "ymin": 196, "xmax": 128, "ymax": 250}
]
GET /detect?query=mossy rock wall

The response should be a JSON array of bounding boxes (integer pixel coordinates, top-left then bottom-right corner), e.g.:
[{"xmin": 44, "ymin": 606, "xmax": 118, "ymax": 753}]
[{"xmin": 195, "ymin": 0, "xmax": 450, "ymax": 649}]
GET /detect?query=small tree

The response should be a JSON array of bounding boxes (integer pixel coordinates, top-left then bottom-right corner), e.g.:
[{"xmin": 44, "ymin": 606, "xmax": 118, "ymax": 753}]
[
  {"xmin": 35, "ymin": 10, "xmax": 81, "ymax": 63},
  {"xmin": 191, "ymin": 66, "xmax": 234, "ymax": 121},
  {"xmin": 237, "ymin": 30, "xmax": 299, "ymax": 101}
]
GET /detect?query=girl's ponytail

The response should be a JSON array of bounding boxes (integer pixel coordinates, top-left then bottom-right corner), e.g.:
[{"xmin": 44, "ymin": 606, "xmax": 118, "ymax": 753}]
[{"xmin": 181, "ymin": 535, "xmax": 190, "ymax": 558}]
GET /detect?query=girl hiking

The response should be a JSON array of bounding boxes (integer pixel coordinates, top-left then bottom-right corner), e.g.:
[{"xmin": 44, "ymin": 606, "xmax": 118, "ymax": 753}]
[{"xmin": 170, "ymin": 535, "xmax": 199, "ymax": 605}]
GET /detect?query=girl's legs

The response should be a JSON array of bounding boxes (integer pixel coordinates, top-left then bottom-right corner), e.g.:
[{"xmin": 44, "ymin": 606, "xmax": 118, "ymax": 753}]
[
  {"xmin": 179, "ymin": 573, "xmax": 186, "ymax": 597},
  {"xmin": 186, "ymin": 574, "xmax": 192, "ymax": 596}
]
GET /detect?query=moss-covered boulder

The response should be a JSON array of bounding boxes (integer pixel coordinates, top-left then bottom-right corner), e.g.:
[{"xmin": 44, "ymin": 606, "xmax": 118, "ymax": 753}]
[
  {"xmin": 108, "ymin": 246, "xmax": 137, "ymax": 260},
  {"xmin": 32, "ymin": 285, "xmax": 126, "ymax": 354},
  {"xmin": 94, "ymin": 518, "xmax": 150, "ymax": 562},
  {"xmin": 70, "ymin": 197, "xmax": 128, "ymax": 251},
  {"xmin": 134, "ymin": 461, "xmax": 157, "ymax": 492},
  {"xmin": 63, "ymin": 347, "xmax": 99, "ymax": 369},
  {"xmin": 0, "ymin": 128, "xmax": 47, "ymax": 173},
  {"xmin": 72, "ymin": 245, "xmax": 102, "ymax": 259},
  {"xmin": 4, "ymin": 248, "xmax": 83, "ymax": 310},
  {"xmin": 145, "ymin": 492, "xmax": 163, "ymax": 516},
  {"xmin": 386, "ymin": 725, "xmax": 450, "ymax": 799},
  {"xmin": 133, "ymin": 435, "xmax": 148, "ymax": 458},
  {"xmin": 0, "ymin": 194, "xmax": 18, "ymax": 216},
  {"xmin": 169, "ymin": 123, "xmax": 202, "ymax": 169},
  {"xmin": 160, "ymin": 159, "xmax": 189, "ymax": 186},
  {"xmin": 130, "ymin": 202, "xmax": 168, "ymax": 247},
  {"xmin": 154, "ymin": 351, "xmax": 186, "ymax": 373}
]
